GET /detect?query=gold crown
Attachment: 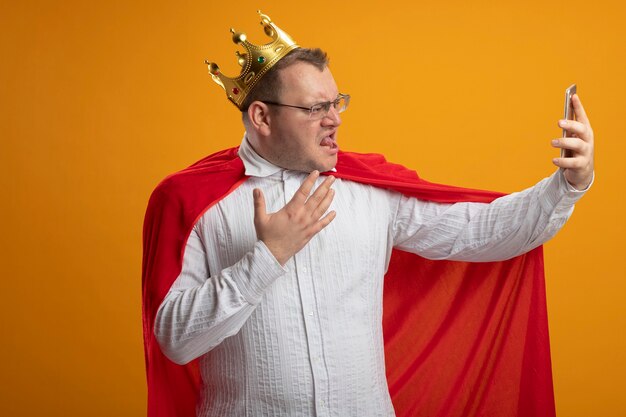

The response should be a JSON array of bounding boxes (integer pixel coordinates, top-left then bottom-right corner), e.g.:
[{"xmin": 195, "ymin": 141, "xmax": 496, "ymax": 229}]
[{"xmin": 204, "ymin": 11, "xmax": 299, "ymax": 110}]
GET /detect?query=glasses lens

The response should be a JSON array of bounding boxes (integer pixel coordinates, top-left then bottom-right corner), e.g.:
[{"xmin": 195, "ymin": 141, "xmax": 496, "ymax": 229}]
[
  {"xmin": 307, "ymin": 95, "xmax": 350, "ymax": 119},
  {"xmin": 336, "ymin": 95, "xmax": 349, "ymax": 113},
  {"xmin": 307, "ymin": 102, "xmax": 328, "ymax": 120}
]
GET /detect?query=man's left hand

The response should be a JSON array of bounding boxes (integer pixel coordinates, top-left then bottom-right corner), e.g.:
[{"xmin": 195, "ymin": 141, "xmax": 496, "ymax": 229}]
[{"xmin": 551, "ymin": 93, "xmax": 595, "ymax": 190}]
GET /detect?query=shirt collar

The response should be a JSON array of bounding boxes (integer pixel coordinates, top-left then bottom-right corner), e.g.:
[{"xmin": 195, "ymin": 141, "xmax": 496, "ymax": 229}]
[
  {"xmin": 238, "ymin": 135, "xmax": 283, "ymax": 178},
  {"xmin": 238, "ymin": 134, "xmax": 337, "ymax": 178}
]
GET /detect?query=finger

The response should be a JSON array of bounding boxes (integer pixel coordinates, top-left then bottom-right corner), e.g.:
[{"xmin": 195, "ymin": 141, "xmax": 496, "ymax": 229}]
[
  {"xmin": 292, "ymin": 170, "xmax": 320, "ymax": 206},
  {"xmin": 559, "ymin": 119, "xmax": 587, "ymax": 139},
  {"xmin": 309, "ymin": 210, "xmax": 337, "ymax": 235},
  {"xmin": 552, "ymin": 155, "xmax": 586, "ymax": 169},
  {"xmin": 572, "ymin": 94, "xmax": 590, "ymax": 126},
  {"xmin": 311, "ymin": 188, "xmax": 335, "ymax": 220},
  {"xmin": 551, "ymin": 137, "xmax": 587, "ymax": 155},
  {"xmin": 305, "ymin": 175, "xmax": 335, "ymax": 209},
  {"xmin": 253, "ymin": 188, "xmax": 267, "ymax": 225}
]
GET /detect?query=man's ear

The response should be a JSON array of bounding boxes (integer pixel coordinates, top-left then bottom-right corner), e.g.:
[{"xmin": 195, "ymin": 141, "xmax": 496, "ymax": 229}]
[{"xmin": 247, "ymin": 101, "xmax": 272, "ymax": 137}]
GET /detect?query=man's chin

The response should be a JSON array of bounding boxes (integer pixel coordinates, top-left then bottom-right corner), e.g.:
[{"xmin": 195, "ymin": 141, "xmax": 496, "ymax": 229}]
[
  {"xmin": 289, "ymin": 154, "xmax": 338, "ymax": 174},
  {"xmin": 316, "ymin": 154, "xmax": 338, "ymax": 173}
]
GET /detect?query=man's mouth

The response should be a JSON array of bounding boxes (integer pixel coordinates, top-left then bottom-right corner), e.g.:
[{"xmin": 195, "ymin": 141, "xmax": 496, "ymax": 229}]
[{"xmin": 320, "ymin": 131, "xmax": 338, "ymax": 150}]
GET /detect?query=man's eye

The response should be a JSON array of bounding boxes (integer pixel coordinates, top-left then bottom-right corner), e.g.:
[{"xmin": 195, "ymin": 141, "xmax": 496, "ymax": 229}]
[{"xmin": 310, "ymin": 104, "xmax": 325, "ymax": 113}]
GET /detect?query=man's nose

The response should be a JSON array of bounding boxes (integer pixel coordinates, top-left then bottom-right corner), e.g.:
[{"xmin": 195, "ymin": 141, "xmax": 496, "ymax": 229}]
[{"xmin": 322, "ymin": 105, "xmax": 342, "ymax": 126}]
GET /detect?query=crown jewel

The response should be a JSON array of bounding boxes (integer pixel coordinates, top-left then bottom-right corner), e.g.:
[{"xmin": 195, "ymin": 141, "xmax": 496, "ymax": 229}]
[{"xmin": 205, "ymin": 11, "xmax": 299, "ymax": 110}]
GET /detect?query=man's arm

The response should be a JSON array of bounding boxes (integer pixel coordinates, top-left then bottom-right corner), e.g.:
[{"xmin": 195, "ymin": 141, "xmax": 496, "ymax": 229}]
[
  {"xmin": 393, "ymin": 94, "xmax": 594, "ymax": 262},
  {"xmin": 154, "ymin": 230, "xmax": 286, "ymax": 365},
  {"xmin": 154, "ymin": 171, "xmax": 336, "ymax": 364},
  {"xmin": 392, "ymin": 169, "xmax": 589, "ymax": 262}
]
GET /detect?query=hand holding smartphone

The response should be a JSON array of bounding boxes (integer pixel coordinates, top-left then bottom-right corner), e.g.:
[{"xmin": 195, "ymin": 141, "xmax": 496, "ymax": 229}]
[{"xmin": 561, "ymin": 84, "xmax": 577, "ymax": 158}]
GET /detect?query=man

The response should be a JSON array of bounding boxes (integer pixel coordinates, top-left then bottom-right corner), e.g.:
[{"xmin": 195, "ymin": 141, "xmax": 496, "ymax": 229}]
[{"xmin": 142, "ymin": 12, "xmax": 594, "ymax": 417}]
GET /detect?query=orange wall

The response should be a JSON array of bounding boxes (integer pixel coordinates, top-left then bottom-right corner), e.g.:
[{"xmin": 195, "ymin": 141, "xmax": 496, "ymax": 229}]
[{"xmin": 1, "ymin": 1, "xmax": 624, "ymax": 416}]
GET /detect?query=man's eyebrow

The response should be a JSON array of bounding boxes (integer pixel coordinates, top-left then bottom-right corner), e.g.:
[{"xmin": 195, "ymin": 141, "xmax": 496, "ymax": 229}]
[{"xmin": 310, "ymin": 93, "xmax": 340, "ymax": 104}]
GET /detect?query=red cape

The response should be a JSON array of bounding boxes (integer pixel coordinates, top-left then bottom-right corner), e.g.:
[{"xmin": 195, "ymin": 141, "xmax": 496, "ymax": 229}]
[{"xmin": 142, "ymin": 147, "xmax": 555, "ymax": 417}]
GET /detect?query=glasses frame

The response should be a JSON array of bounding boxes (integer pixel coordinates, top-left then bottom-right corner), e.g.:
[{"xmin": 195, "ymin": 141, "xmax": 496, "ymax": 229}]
[{"xmin": 261, "ymin": 93, "xmax": 350, "ymax": 119}]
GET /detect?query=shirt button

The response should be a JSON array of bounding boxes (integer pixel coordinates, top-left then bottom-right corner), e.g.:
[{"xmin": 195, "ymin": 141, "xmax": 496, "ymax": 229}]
[
  {"xmin": 302, "ymin": 267, "xmax": 308, "ymax": 273},
  {"xmin": 308, "ymin": 311, "xmax": 314, "ymax": 316}
]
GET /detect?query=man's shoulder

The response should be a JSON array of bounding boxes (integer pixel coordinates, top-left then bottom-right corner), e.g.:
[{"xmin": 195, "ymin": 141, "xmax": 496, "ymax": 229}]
[{"xmin": 148, "ymin": 147, "xmax": 245, "ymax": 206}]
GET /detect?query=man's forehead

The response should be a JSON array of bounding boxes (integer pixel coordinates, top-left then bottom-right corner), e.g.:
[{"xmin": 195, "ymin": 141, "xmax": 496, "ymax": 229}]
[{"xmin": 278, "ymin": 63, "xmax": 338, "ymax": 101}]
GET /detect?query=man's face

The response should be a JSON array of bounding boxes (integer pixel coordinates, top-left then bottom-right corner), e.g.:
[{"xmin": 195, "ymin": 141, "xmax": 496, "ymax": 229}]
[{"xmin": 263, "ymin": 62, "xmax": 341, "ymax": 173}]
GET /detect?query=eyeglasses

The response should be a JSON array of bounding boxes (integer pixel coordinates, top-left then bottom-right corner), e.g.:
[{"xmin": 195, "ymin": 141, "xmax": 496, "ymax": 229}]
[{"xmin": 262, "ymin": 93, "xmax": 350, "ymax": 120}]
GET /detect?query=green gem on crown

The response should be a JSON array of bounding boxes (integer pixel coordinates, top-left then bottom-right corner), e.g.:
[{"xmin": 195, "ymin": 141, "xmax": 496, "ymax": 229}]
[{"xmin": 257, "ymin": 56, "xmax": 266, "ymax": 64}]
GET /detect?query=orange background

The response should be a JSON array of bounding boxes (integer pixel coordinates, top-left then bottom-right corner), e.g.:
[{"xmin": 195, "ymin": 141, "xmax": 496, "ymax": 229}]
[{"xmin": 1, "ymin": 1, "xmax": 624, "ymax": 416}]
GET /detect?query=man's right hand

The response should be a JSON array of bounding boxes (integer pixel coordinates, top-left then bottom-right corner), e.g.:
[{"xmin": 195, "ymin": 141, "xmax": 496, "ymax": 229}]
[{"xmin": 253, "ymin": 171, "xmax": 336, "ymax": 266}]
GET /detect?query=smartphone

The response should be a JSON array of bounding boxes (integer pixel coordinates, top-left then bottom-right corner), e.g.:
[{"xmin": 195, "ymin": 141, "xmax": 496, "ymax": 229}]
[{"xmin": 561, "ymin": 84, "xmax": 577, "ymax": 158}]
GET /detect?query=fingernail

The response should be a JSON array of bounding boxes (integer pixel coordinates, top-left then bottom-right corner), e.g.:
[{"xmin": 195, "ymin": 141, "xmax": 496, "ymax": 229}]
[
  {"xmin": 559, "ymin": 120, "xmax": 567, "ymax": 127},
  {"xmin": 551, "ymin": 139, "xmax": 559, "ymax": 146}
]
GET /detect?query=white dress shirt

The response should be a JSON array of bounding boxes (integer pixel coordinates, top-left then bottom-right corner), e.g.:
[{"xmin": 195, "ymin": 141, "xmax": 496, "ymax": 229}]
[{"xmin": 155, "ymin": 137, "xmax": 588, "ymax": 417}]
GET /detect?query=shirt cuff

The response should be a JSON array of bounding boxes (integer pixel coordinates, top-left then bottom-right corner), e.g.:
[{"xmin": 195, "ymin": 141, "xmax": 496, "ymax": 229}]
[
  {"xmin": 229, "ymin": 240, "xmax": 288, "ymax": 305},
  {"xmin": 563, "ymin": 169, "xmax": 595, "ymax": 193},
  {"xmin": 540, "ymin": 169, "xmax": 590, "ymax": 217}
]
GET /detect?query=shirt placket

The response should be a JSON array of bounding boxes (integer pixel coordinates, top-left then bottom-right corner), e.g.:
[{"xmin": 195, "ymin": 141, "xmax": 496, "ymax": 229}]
[{"xmin": 282, "ymin": 171, "xmax": 330, "ymax": 417}]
